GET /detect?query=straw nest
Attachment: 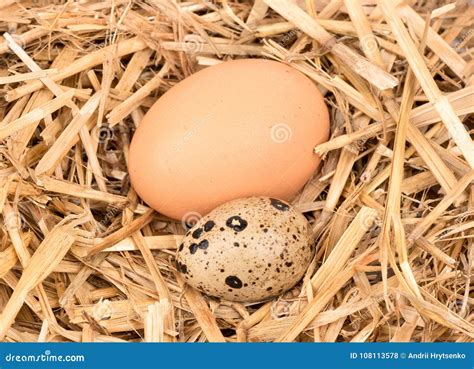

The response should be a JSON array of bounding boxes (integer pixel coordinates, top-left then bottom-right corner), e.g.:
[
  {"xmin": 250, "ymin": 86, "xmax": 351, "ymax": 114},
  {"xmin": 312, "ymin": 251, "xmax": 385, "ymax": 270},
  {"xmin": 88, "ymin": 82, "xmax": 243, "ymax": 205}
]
[{"xmin": 0, "ymin": 0, "xmax": 473, "ymax": 343}]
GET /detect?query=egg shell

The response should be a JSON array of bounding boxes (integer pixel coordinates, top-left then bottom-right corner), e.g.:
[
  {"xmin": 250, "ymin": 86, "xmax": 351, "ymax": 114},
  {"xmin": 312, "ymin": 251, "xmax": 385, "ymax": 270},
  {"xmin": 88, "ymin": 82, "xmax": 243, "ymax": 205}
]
[
  {"xmin": 176, "ymin": 197, "xmax": 314, "ymax": 302},
  {"xmin": 128, "ymin": 59, "xmax": 329, "ymax": 220}
]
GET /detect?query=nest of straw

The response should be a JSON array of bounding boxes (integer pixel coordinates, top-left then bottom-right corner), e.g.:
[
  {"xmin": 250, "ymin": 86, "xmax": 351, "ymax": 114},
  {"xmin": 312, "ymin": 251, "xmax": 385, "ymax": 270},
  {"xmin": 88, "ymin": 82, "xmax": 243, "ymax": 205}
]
[{"xmin": 0, "ymin": 0, "xmax": 473, "ymax": 343}]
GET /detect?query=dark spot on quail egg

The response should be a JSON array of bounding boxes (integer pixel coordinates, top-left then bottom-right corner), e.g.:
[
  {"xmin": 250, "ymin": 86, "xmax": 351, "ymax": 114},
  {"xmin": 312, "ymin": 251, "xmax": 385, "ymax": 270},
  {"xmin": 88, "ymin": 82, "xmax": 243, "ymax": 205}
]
[
  {"xmin": 189, "ymin": 239, "xmax": 209, "ymax": 254},
  {"xmin": 225, "ymin": 275, "xmax": 243, "ymax": 289},
  {"xmin": 270, "ymin": 198, "xmax": 290, "ymax": 211},
  {"xmin": 203, "ymin": 220, "xmax": 215, "ymax": 232},
  {"xmin": 226, "ymin": 216, "xmax": 248, "ymax": 232},
  {"xmin": 192, "ymin": 227, "xmax": 203, "ymax": 239}
]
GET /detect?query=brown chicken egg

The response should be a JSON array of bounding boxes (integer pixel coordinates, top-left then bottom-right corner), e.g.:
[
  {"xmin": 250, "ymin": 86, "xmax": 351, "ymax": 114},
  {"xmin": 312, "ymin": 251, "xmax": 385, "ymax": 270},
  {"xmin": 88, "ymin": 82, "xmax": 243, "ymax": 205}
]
[{"xmin": 128, "ymin": 59, "xmax": 329, "ymax": 220}]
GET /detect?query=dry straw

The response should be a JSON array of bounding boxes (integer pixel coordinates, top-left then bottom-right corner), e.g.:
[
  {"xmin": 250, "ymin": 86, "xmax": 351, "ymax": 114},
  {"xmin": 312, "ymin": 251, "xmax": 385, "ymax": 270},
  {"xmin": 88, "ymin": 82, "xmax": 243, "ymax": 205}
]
[{"xmin": 0, "ymin": 0, "xmax": 472, "ymax": 343}]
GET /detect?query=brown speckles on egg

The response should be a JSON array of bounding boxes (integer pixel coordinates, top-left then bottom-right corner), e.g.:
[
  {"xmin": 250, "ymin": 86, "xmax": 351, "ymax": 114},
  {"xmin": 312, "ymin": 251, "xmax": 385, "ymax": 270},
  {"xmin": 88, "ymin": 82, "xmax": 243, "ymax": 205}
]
[{"xmin": 176, "ymin": 197, "xmax": 314, "ymax": 302}]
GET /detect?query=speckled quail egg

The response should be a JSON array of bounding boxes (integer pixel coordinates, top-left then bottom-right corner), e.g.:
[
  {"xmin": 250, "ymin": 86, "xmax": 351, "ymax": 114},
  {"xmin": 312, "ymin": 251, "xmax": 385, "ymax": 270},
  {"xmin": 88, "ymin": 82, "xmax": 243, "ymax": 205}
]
[{"xmin": 176, "ymin": 197, "xmax": 314, "ymax": 302}]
